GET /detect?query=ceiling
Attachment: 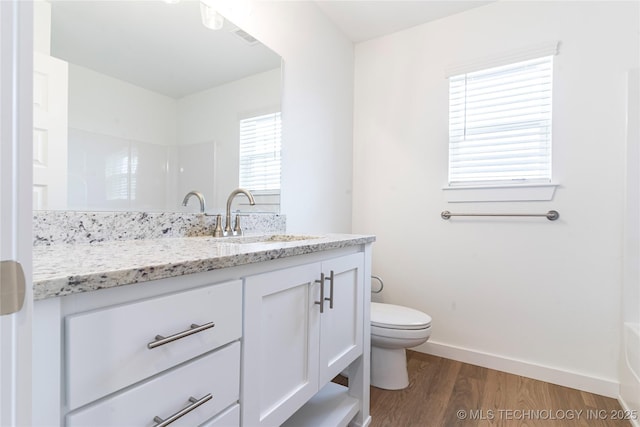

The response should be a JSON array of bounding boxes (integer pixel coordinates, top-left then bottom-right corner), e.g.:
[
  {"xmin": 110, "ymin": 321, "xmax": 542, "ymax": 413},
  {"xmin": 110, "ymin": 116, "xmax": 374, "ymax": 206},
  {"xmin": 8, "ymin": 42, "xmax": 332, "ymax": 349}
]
[{"xmin": 314, "ymin": 0, "xmax": 494, "ymax": 43}]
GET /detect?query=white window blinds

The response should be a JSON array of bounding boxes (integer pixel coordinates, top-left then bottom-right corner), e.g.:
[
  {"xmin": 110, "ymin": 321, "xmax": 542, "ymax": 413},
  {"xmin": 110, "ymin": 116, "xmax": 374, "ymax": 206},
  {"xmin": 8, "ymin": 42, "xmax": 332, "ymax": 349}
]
[
  {"xmin": 239, "ymin": 112, "xmax": 281, "ymax": 192},
  {"xmin": 448, "ymin": 55, "xmax": 553, "ymax": 186}
]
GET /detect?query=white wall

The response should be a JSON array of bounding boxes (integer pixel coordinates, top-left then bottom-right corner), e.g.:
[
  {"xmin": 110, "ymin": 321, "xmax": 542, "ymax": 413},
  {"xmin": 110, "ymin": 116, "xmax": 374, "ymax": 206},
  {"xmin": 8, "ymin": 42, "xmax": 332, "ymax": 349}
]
[
  {"xmin": 68, "ymin": 64, "xmax": 177, "ymax": 147},
  {"xmin": 33, "ymin": 0, "xmax": 50, "ymax": 55},
  {"xmin": 353, "ymin": 1, "xmax": 639, "ymax": 396},
  {"xmin": 217, "ymin": 1, "xmax": 355, "ymax": 233}
]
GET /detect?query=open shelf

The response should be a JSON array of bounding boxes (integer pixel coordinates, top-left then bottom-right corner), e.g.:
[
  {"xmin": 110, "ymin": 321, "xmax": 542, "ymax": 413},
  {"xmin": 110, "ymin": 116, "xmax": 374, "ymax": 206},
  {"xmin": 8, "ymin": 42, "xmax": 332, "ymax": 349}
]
[{"xmin": 281, "ymin": 382, "xmax": 360, "ymax": 427}]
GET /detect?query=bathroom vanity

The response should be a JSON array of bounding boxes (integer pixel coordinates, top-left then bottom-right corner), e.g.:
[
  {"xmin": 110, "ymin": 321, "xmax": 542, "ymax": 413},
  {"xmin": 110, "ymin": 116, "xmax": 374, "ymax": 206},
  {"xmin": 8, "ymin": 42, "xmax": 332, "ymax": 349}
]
[{"xmin": 33, "ymin": 233, "xmax": 374, "ymax": 427}]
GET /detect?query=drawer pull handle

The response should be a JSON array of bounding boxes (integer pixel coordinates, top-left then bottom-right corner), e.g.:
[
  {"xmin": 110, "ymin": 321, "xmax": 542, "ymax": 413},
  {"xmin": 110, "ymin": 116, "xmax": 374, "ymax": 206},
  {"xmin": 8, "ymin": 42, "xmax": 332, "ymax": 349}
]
[
  {"xmin": 152, "ymin": 393, "xmax": 212, "ymax": 427},
  {"xmin": 147, "ymin": 322, "xmax": 215, "ymax": 349}
]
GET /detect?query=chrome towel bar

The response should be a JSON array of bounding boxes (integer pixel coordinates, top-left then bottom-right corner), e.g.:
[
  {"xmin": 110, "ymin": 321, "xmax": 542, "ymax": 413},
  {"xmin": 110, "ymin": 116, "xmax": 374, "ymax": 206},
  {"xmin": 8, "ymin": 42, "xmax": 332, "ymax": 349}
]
[{"xmin": 441, "ymin": 210, "xmax": 559, "ymax": 221}]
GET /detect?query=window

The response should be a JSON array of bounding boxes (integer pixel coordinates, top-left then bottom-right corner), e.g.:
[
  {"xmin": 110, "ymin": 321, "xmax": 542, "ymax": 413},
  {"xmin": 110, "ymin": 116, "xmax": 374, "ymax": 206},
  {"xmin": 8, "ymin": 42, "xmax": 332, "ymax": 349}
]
[
  {"xmin": 448, "ymin": 55, "xmax": 553, "ymax": 187},
  {"xmin": 239, "ymin": 112, "xmax": 281, "ymax": 193},
  {"xmin": 105, "ymin": 146, "xmax": 137, "ymax": 202}
]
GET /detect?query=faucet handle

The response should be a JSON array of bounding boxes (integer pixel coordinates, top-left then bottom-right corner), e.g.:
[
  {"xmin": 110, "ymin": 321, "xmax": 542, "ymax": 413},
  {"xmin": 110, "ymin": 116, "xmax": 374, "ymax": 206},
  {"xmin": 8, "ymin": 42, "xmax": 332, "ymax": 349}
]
[
  {"xmin": 213, "ymin": 214, "xmax": 223, "ymax": 237},
  {"xmin": 233, "ymin": 214, "xmax": 243, "ymax": 236}
]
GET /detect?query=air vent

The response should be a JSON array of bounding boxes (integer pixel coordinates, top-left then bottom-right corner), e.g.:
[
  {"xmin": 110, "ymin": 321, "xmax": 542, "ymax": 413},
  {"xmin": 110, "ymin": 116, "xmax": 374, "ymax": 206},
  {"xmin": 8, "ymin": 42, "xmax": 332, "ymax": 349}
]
[{"xmin": 231, "ymin": 28, "xmax": 258, "ymax": 46}]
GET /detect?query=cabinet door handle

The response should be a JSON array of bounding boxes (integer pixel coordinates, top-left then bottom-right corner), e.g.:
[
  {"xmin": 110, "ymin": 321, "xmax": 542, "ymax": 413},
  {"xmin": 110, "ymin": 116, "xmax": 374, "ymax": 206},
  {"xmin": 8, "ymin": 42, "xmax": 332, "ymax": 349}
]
[
  {"xmin": 147, "ymin": 322, "xmax": 215, "ymax": 349},
  {"xmin": 152, "ymin": 393, "xmax": 212, "ymax": 427},
  {"xmin": 324, "ymin": 270, "xmax": 334, "ymax": 309},
  {"xmin": 315, "ymin": 273, "xmax": 325, "ymax": 313}
]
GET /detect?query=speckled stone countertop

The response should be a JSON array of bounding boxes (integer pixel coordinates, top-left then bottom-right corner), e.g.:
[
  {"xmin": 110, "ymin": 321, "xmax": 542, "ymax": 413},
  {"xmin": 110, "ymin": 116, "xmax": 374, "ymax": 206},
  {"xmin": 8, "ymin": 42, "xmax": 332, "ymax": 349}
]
[{"xmin": 33, "ymin": 234, "xmax": 375, "ymax": 300}]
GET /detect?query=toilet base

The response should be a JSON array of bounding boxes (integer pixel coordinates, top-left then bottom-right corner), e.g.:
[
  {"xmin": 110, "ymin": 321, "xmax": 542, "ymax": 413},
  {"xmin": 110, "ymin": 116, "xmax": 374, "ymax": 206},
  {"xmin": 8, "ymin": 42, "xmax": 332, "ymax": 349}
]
[{"xmin": 370, "ymin": 346, "xmax": 409, "ymax": 390}]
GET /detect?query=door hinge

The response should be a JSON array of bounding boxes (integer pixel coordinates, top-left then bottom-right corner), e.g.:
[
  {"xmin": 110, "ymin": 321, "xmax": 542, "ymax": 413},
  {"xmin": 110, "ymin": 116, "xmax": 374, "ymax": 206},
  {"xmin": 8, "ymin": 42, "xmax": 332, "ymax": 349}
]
[{"xmin": 0, "ymin": 260, "xmax": 26, "ymax": 316}]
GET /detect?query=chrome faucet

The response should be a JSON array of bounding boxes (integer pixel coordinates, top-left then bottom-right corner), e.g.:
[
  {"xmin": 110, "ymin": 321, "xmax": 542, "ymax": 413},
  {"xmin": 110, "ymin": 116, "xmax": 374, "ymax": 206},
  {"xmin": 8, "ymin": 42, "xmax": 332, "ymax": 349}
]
[
  {"xmin": 182, "ymin": 191, "xmax": 206, "ymax": 213},
  {"xmin": 224, "ymin": 188, "xmax": 255, "ymax": 236}
]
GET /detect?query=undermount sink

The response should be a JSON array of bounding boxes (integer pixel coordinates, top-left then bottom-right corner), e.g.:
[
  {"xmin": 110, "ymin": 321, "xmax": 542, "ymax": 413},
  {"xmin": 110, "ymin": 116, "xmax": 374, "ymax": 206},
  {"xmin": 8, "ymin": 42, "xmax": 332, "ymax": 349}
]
[{"xmin": 219, "ymin": 234, "xmax": 321, "ymax": 244}]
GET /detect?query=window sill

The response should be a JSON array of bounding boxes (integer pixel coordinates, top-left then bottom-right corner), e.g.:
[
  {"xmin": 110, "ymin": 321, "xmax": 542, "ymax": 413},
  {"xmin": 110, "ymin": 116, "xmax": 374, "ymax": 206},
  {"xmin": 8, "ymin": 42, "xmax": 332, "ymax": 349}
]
[{"xmin": 443, "ymin": 183, "xmax": 558, "ymax": 203}]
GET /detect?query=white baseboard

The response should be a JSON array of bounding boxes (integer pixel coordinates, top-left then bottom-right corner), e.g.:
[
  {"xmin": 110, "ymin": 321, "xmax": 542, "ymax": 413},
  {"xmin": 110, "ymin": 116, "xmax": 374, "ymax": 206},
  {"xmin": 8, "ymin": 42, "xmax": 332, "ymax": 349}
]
[{"xmin": 417, "ymin": 340, "xmax": 619, "ymax": 398}]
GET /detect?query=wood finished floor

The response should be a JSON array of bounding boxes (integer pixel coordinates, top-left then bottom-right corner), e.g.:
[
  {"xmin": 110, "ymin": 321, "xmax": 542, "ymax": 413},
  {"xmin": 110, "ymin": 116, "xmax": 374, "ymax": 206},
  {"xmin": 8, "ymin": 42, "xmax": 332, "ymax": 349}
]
[{"xmin": 339, "ymin": 351, "xmax": 634, "ymax": 427}]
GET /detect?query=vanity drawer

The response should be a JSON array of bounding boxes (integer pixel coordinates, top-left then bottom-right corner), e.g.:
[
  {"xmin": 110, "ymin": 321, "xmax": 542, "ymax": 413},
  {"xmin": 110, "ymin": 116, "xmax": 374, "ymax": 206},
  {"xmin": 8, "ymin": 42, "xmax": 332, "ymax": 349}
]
[
  {"xmin": 201, "ymin": 403, "xmax": 240, "ymax": 427},
  {"xmin": 66, "ymin": 341, "xmax": 241, "ymax": 427},
  {"xmin": 65, "ymin": 280, "xmax": 242, "ymax": 410}
]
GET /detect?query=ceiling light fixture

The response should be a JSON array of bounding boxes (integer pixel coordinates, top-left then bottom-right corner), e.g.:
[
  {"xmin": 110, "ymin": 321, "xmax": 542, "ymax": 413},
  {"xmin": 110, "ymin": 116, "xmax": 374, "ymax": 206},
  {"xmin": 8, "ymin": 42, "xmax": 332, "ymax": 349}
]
[{"xmin": 200, "ymin": 1, "xmax": 224, "ymax": 30}]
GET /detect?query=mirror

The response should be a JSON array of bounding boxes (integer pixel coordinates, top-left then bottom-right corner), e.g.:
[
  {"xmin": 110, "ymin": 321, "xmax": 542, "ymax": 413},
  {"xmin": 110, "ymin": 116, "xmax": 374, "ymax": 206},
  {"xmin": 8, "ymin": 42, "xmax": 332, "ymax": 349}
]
[{"xmin": 34, "ymin": 0, "xmax": 282, "ymax": 213}]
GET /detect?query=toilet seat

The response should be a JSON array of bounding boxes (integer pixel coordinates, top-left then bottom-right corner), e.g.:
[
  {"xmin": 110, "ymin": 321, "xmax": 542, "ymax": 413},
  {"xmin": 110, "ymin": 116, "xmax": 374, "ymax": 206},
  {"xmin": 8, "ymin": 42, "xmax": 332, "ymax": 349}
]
[
  {"xmin": 371, "ymin": 302, "xmax": 432, "ymax": 330},
  {"xmin": 371, "ymin": 324, "xmax": 431, "ymax": 340}
]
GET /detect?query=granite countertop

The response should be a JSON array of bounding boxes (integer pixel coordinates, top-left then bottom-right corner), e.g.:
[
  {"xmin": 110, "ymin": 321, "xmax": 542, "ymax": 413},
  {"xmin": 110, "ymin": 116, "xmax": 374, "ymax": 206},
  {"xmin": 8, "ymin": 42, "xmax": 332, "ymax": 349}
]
[{"xmin": 33, "ymin": 233, "xmax": 376, "ymax": 300}]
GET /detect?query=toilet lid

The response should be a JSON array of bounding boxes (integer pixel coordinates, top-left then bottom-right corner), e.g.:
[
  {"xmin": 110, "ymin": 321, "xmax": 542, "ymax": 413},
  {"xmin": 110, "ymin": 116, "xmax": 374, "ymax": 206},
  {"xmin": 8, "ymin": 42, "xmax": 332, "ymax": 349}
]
[{"xmin": 371, "ymin": 302, "xmax": 432, "ymax": 330}]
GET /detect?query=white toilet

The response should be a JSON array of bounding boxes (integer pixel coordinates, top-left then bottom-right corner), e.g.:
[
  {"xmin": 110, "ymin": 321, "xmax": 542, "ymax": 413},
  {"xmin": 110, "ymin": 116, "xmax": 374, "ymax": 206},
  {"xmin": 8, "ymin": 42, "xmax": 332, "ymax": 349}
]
[{"xmin": 370, "ymin": 302, "xmax": 432, "ymax": 390}]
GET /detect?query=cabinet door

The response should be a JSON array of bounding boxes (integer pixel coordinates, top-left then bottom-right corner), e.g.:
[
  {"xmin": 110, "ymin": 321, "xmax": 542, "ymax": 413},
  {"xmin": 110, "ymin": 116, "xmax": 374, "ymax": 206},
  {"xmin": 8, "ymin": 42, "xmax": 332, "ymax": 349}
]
[
  {"xmin": 319, "ymin": 253, "xmax": 365, "ymax": 385},
  {"xmin": 242, "ymin": 263, "xmax": 321, "ymax": 427}
]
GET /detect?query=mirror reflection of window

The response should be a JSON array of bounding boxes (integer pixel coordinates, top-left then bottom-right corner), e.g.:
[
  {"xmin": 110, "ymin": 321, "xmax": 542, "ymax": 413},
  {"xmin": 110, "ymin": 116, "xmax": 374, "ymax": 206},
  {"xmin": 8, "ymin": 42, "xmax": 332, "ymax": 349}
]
[
  {"xmin": 239, "ymin": 111, "xmax": 282, "ymax": 193},
  {"xmin": 105, "ymin": 147, "xmax": 136, "ymax": 202}
]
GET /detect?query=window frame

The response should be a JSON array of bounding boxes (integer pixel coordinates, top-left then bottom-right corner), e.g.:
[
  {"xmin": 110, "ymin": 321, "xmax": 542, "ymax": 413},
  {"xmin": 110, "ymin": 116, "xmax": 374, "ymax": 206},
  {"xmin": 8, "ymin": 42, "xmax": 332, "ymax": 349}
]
[{"xmin": 443, "ymin": 42, "xmax": 560, "ymax": 203}]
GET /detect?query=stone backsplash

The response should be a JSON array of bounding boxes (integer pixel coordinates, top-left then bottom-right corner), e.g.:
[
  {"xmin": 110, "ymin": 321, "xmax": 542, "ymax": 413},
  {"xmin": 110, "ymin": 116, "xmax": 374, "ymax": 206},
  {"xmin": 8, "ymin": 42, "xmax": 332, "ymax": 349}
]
[{"xmin": 33, "ymin": 211, "xmax": 286, "ymax": 246}]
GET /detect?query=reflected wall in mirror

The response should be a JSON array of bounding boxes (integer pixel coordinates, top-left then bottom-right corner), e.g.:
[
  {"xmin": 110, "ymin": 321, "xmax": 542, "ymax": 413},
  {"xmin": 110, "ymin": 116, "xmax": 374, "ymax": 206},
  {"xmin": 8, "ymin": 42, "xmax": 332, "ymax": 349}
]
[{"xmin": 33, "ymin": 0, "xmax": 282, "ymax": 213}]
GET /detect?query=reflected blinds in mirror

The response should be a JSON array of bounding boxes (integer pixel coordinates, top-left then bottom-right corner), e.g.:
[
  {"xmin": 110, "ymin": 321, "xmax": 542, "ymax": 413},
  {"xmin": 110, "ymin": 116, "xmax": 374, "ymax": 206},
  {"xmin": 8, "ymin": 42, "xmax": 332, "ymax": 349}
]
[{"xmin": 239, "ymin": 112, "xmax": 282, "ymax": 192}]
